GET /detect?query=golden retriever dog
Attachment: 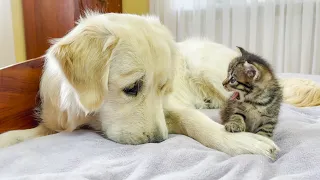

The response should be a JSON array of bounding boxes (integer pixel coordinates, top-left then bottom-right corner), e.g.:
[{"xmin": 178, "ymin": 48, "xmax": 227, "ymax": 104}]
[{"xmin": 0, "ymin": 12, "xmax": 283, "ymax": 159}]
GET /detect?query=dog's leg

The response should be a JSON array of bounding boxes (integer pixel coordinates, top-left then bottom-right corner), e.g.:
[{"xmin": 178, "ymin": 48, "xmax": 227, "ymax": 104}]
[
  {"xmin": 198, "ymin": 78, "xmax": 228, "ymax": 109},
  {"xmin": 0, "ymin": 124, "xmax": 55, "ymax": 148},
  {"xmin": 165, "ymin": 108, "xmax": 279, "ymax": 159},
  {"xmin": 188, "ymin": 74, "xmax": 230, "ymax": 109}
]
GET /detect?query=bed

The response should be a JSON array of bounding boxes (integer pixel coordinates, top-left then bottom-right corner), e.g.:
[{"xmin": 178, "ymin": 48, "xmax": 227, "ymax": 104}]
[{"xmin": 0, "ymin": 59, "xmax": 319, "ymax": 180}]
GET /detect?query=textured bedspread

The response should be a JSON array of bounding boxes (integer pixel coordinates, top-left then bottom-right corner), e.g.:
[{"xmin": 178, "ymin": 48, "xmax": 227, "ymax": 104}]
[{"xmin": 0, "ymin": 74, "xmax": 319, "ymax": 180}]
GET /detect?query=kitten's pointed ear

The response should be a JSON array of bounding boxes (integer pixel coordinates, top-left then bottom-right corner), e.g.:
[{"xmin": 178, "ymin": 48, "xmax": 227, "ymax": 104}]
[
  {"xmin": 244, "ymin": 61, "xmax": 260, "ymax": 80},
  {"xmin": 236, "ymin": 46, "xmax": 248, "ymax": 56}
]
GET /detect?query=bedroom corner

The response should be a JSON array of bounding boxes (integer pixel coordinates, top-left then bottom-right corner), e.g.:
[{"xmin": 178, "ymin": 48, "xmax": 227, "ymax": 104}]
[{"xmin": 2, "ymin": 0, "xmax": 148, "ymax": 69}]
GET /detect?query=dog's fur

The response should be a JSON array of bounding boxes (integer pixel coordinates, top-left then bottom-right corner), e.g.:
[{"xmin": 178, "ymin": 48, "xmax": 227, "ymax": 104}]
[
  {"xmin": 0, "ymin": 13, "xmax": 283, "ymax": 159},
  {"xmin": 281, "ymin": 78, "xmax": 320, "ymax": 107}
]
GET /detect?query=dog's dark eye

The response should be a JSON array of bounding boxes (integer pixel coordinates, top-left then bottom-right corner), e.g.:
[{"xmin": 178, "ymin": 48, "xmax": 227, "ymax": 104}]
[
  {"xmin": 123, "ymin": 80, "xmax": 143, "ymax": 96},
  {"xmin": 229, "ymin": 77, "xmax": 236, "ymax": 84}
]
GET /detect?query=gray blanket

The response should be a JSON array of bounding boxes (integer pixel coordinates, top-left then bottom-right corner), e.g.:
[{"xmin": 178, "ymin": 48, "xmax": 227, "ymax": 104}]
[
  {"xmin": 0, "ymin": 74, "xmax": 319, "ymax": 180},
  {"xmin": 0, "ymin": 105, "xmax": 319, "ymax": 180}
]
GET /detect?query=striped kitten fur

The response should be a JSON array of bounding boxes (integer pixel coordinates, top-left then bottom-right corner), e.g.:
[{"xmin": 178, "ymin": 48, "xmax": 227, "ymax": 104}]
[{"xmin": 220, "ymin": 47, "xmax": 283, "ymax": 138}]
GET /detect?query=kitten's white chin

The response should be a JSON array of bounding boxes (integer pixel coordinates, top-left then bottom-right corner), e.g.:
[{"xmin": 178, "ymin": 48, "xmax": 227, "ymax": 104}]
[
  {"xmin": 238, "ymin": 92, "xmax": 245, "ymax": 102},
  {"xmin": 236, "ymin": 91, "xmax": 245, "ymax": 102}
]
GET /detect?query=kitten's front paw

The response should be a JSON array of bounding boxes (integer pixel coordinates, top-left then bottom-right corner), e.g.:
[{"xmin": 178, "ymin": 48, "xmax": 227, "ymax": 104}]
[{"xmin": 225, "ymin": 122, "xmax": 246, "ymax": 132}]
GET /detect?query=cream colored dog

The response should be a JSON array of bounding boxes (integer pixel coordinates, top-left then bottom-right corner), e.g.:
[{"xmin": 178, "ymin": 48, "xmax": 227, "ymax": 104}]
[{"xmin": 0, "ymin": 12, "xmax": 280, "ymax": 159}]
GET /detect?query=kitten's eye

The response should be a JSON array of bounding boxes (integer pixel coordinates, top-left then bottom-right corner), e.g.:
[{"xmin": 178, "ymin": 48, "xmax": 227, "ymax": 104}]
[
  {"xmin": 123, "ymin": 80, "xmax": 143, "ymax": 96},
  {"xmin": 229, "ymin": 77, "xmax": 236, "ymax": 84}
]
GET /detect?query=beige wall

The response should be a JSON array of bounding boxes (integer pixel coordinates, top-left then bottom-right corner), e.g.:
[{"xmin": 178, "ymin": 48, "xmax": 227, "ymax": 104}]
[
  {"xmin": 11, "ymin": 0, "xmax": 26, "ymax": 62},
  {"xmin": 0, "ymin": 0, "xmax": 16, "ymax": 68},
  {"xmin": 10, "ymin": 0, "xmax": 149, "ymax": 63},
  {"xmin": 122, "ymin": 0, "xmax": 149, "ymax": 15}
]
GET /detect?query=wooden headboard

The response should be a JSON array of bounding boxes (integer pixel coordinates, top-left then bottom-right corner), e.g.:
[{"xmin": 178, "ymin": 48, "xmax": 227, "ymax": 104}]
[{"xmin": 0, "ymin": 57, "xmax": 44, "ymax": 133}]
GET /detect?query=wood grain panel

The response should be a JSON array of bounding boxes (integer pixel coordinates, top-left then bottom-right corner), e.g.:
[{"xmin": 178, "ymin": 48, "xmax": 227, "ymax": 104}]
[
  {"xmin": 77, "ymin": 0, "xmax": 122, "ymax": 17},
  {"xmin": 0, "ymin": 57, "xmax": 44, "ymax": 133},
  {"xmin": 22, "ymin": 0, "xmax": 76, "ymax": 59}
]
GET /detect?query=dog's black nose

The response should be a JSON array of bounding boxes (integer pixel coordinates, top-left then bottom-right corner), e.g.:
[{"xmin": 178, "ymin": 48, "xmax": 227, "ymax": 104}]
[
  {"xmin": 152, "ymin": 136, "xmax": 165, "ymax": 143},
  {"xmin": 145, "ymin": 132, "xmax": 166, "ymax": 143}
]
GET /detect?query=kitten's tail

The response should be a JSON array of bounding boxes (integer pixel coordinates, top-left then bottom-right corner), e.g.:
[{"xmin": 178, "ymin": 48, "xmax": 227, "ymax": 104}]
[{"xmin": 280, "ymin": 78, "xmax": 320, "ymax": 107}]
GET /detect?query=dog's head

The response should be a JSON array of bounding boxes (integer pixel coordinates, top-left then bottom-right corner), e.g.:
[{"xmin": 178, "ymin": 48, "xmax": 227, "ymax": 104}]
[{"xmin": 47, "ymin": 12, "xmax": 178, "ymax": 144}]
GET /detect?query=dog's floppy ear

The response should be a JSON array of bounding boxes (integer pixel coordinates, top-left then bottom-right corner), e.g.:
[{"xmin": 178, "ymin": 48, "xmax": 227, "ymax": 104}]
[{"xmin": 49, "ymin": 24, "xmax": 118, "ymax": 113}]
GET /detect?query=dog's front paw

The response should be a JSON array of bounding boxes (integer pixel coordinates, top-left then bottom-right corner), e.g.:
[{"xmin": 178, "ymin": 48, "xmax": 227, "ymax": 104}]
[
  {"xmin": 223, "ymin": 132, "xmax": 280, "ymax": 160},
  {"xmin": 225, "ymin": 122, "xmax": 245, "ymax": 132}
]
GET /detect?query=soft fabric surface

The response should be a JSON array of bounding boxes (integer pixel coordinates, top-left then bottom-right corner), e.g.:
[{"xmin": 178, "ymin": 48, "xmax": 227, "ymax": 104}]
[{"xmin": 0, "ymin": 74, "xmax": 319, "ymax": 180}]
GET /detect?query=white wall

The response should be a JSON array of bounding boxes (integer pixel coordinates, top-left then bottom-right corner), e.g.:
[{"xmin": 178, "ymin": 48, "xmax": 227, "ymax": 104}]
[{"xmin": 0, "ymin": 0, "xmax": 16, "ymax": 68}]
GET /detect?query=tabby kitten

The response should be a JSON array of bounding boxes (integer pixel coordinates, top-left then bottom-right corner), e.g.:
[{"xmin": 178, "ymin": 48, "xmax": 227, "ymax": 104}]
[{"xmin": 220, "ymin": 47, "xmax": 282, "ymax": 138}]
